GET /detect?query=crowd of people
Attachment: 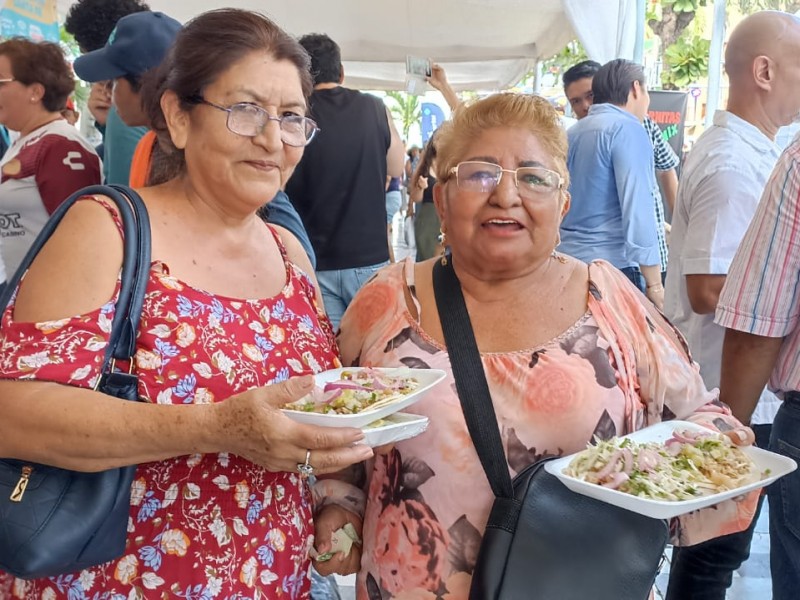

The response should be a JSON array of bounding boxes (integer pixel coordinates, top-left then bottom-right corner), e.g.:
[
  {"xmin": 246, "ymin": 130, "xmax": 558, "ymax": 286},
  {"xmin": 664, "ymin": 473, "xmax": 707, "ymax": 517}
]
[{"xmin": 1, "ymin": 3, "xmax": 800, "ymax": 600}]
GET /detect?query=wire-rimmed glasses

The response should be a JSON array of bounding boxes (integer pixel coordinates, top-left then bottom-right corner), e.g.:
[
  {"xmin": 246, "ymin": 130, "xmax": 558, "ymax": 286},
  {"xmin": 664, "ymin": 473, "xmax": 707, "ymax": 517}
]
[
  {"xmin": 449, "ymin": 160, "xmax": 564, "ymax": 198},
  {"xmin": 192, "ymin": 97, "xmax": 319, "ymax": 147}
]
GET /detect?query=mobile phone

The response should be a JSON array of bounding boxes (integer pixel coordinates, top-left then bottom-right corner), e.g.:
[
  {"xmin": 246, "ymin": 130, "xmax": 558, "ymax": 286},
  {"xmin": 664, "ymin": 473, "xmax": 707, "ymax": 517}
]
[{"xmin": 406, "ymin": 55, "xmax": 432, "ymax": 78}]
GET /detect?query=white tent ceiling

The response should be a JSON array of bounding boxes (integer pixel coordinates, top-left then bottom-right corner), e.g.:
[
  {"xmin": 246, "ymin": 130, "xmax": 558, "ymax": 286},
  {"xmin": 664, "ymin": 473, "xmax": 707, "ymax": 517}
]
[{"xmin": 56, "ymin": 0, "xmax": 637, "ymax": 91}]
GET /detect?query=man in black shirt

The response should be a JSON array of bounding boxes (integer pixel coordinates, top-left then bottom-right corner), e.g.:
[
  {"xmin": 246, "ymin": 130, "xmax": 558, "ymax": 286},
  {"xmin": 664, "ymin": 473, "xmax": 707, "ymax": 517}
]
[{"xmin": 286, "ymin": 34, "xmax": 404, "ymax": 328}]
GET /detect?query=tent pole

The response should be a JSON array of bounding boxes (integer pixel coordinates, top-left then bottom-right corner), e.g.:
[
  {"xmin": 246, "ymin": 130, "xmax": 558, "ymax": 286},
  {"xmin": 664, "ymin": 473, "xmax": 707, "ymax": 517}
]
[
  {"xmin": 705, "ymin": 0, "xmax": 727, "ymax": 128},
  {"xmin": 533, "ymin": 60, "xmax": 543, "ymax": 94},
  {"xmin": 633, "ymin": 0, "xmax": 647, "ymax": 63}
]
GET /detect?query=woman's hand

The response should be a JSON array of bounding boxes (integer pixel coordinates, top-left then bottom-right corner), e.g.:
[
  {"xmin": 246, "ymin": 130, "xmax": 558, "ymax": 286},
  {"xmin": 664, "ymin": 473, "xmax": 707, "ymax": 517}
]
[
  {"xmin": 313, "ymin": 505, "xmax": 363, "ymax": 576},
  {"xmin": 721, "ymin": 426, "xmax": 756, "ymax": 447},
  {"xmin": 427, "ymin": 63, "xmax": 449, "ymax": 92},
  {"xmin": 416, "ymin": 176, "xmax": 429, "ymax": 191},
  {"xmin": 646, "ymin": 283, "xmax": 664, "ymax": 311},
  {"xmin": 88, "ymin": 82, "xmax": 112, "ymax": 126},
  {"xmin": 213, "ymin": 376, "xmax": 373, "ymax": 474}
]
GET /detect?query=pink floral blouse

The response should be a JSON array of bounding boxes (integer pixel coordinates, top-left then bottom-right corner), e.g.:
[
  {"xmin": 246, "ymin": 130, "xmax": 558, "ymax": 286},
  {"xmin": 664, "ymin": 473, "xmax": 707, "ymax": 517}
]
[
  {"xmin": 0, "ymin": 199, "xmax": 339, "ymax": 600},
  {"xmin": 335, "ymin": 258, "xmax": 758, "ymax": 600}
]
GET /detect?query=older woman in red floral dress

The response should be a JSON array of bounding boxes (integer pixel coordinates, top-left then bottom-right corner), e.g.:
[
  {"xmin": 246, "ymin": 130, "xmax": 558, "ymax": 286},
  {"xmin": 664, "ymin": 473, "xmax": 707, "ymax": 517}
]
[{"xmin": 0, "ymin": 9, "xmax": 372, "ymax": 599}]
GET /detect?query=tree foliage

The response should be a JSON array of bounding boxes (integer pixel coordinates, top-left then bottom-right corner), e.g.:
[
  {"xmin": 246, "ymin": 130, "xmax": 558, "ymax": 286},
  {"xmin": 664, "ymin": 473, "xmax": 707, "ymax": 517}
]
[
  {"xmin": 663, "ymin": 35, "xmax": 710, "ymax": 87},
  {"xmin": 735, "ymin": 0, "xmax": 800, "ymax": 12},
  {"xmin": 60, "ymin": 26, "xmax": 89, "ymax": 105},
  {"xmin": 385, "ymin": 91, "xmax": 421, "ymax": 142},
  {"xmin": 649, "ymin": 0, "xmax": 707, "ymax": 51}
]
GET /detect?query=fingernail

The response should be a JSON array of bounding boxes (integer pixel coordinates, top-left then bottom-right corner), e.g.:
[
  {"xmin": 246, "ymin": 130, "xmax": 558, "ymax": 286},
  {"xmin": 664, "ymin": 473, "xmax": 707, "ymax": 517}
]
[
  {"xmin": 359, "ymin": 446, "xmax": 374, "ymax": 458},
  {"xmin": 736, "ymin": 429, "xmax": 748, "ymax": 442},
  {"xmin": 353, "ymin": 431, "xmax": 366, "ymax": 442}
]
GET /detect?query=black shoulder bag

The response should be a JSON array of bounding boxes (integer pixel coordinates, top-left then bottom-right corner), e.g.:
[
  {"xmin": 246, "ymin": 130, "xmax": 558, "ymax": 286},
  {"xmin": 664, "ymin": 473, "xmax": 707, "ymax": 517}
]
[
  {"xmin": 0, "ymin": 184, "xmax": 151, "ymax": 579},
  {"xmin": 432, "ymin": 258, "xmax": 669, "ymax": 600}
]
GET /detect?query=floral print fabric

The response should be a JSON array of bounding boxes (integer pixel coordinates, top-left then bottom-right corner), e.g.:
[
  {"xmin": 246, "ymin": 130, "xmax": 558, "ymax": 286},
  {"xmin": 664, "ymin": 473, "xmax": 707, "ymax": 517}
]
[
  {"xmin": 0, "ymin": 200, "xmax": 339, "ymax": 600},
  {"xmin": 336, "ymin": 258, "xmax": 758, "ymax": 600}
]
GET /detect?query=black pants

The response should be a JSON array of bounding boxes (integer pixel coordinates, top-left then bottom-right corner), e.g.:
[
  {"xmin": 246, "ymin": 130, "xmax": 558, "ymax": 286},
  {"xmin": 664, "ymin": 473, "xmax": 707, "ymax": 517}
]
[{"xmin": 665, "ymin": 424, "xmax": 771, "ymax": 600}]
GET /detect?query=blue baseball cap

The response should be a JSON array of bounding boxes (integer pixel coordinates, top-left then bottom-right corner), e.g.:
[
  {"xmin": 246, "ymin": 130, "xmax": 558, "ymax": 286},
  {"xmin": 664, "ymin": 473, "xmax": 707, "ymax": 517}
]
[{"xmin": 74, "ymin": 11, "xmax": 182, "ymax": 82}]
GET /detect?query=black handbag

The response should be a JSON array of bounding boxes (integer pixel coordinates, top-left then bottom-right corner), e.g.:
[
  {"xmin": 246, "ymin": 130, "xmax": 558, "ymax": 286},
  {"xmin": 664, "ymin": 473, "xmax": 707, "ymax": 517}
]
[
  {"xmin": 431, "ymin": 258, "xmax": 669, "ymax": 600},
  {"xmin": 0, "ymin": 185, "xmax": 151, "ymax": 580}
]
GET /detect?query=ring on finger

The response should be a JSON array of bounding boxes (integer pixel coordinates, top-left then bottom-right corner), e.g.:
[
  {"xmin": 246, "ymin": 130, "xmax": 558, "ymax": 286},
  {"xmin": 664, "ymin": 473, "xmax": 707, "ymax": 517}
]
[{"xmin": 297, "ymin": 448, "xmax": 314, "ymax": 478}]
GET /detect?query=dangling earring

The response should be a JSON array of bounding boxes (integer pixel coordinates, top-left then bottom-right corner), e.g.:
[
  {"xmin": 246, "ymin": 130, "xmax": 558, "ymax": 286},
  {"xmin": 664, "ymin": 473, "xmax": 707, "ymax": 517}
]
[{"xmin": 439, "ymin": 227, "xmax": 448, "ymax": 266}]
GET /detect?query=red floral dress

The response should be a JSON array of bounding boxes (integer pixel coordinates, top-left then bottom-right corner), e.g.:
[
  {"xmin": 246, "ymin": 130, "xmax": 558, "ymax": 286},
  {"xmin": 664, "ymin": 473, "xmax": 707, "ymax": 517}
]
[{"xmin": 0, "ymin": 199, "xmax": 339, "ymax": 600}]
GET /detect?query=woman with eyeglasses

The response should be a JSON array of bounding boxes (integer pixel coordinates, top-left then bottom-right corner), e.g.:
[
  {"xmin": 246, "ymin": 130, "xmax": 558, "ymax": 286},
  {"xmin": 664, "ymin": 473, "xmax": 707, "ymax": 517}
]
[
  {"xmin": 0, "ymin": 39, "xmax": 102, "ymax": 282},
  {"xmin": 315, "ymin": 93, "xmax": 759, "ymax": 598},
  {"xmin": 0, "ymin": 9, "xmax": 372, "ymax": 599}
]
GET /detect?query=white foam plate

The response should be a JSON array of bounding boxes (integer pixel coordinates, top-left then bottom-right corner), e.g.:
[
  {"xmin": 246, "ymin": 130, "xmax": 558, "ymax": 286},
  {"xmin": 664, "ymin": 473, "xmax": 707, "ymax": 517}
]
[
  {"xmin": 545, "ymin": 421, "xmax": 797, "ymax": 519},
  {"xmin": 361, "ymin": 412, "xmax": 429, "ymax": 447},
  {"xmin": 282, "ymin": 367, "xmax": 446, "ymax": 429}
]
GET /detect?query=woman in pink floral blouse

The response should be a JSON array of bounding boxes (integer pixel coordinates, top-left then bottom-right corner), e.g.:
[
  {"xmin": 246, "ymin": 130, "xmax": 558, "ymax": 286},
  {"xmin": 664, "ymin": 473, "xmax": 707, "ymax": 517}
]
[
  {"xmin": 316, "ymin": 93, "xmax": 759, "ymax": 599},
  {"xmin": 0, "ymin": 9, "xmax": 372, "ymax": 600}
]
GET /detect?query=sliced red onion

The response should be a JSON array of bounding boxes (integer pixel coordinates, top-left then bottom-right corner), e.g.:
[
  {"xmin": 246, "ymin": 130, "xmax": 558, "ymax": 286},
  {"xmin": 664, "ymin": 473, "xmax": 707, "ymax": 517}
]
[
  {"xmin": 621, "ymin": 448, "xmax": 634, "ymax": 475},
  {"xmin": 601, "ymin": 472, "xmax": 629, "ymax": 489},
  {"xmin": 321, "ymin": 388, "xmax": 343, "ymax": 404},
  {"xmin": 637, "ymin": 448, "xmax": 660, "ymax": 472},
  {"xmin": 324, "ymin": 381, "xmax": 369, "ymax": 392},
  {"xmin": 595, "ymin": 450, "xmax": 623, "ymax": 480}
]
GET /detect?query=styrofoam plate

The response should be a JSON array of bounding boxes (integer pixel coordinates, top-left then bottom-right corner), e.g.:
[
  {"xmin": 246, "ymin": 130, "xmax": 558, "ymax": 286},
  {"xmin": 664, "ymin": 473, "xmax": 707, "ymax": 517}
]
[
  {"xmin": 282, "ymin": 367, "xmax": 446, "ymax": 429},
  {"xmin": 545, "ymin": 421, "xmax": 797, "ymax": 519},
  {"xmin": 362, "ymin": 412, "xmax": 429, "ymax": 447}
]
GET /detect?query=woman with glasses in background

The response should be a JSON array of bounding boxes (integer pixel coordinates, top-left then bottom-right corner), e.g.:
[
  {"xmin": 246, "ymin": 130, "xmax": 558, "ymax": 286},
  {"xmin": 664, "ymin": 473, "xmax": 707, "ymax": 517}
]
[
  {"xmin": 0, "ymin": 39, "xmax": 102, "ymax": 284},
  {"xmin": 314, "ymin": 93, "xmax": 759, "ymax": 598},
  {"xmin": 0, "ymin": 9, "xmax": 372, "ymax": 599}
]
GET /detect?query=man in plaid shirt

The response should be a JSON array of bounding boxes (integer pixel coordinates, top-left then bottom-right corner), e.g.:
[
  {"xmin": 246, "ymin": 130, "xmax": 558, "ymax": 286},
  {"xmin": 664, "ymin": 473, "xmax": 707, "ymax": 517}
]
[{"xmin": 563, "ymin": 60, "xmax": 679, "ymax": 281}]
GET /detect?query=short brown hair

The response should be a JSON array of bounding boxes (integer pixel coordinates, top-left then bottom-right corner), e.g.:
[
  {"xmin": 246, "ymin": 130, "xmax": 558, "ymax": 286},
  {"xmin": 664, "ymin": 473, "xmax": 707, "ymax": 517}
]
[
  {"xmin": 434, "ymin": 93, "xmax": 570, "ymax": 196},
  {"xmin": 142, "ymin": 8, "xmax": 313, "ymax": 181},
  {"xmin": 0, "ymin": 39, "xmax": 74, "ymax": 112}
]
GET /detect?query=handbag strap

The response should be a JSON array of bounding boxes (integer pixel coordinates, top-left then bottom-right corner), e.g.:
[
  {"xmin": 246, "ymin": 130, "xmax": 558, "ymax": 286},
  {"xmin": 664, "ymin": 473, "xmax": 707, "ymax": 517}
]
[
  {"xmin": 432, "ymin": 258, "xmax": 515, "ymax": 499},
  {"xmin": 0, "ymin": 185, "xmax": 151, "ymax": 369}
]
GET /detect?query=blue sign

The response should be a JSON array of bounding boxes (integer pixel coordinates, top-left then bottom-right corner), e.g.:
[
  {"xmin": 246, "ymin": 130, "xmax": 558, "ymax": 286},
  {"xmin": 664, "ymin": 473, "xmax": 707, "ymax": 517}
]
[
  {"xmin": 1, "ymin": 0, "xmax": 59, "ymax": 42},
  {"xmin": 421, "ymin": 102, "xmax": 446, "ymax": 145}
]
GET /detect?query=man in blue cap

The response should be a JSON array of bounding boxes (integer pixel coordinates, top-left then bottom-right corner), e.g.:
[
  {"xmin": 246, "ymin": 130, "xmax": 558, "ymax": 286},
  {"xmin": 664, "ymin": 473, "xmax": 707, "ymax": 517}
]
[
  {"xmin": 65, "ymin": 0, "xmax": 151, "ymax": 184},
  {"xmin": 74, "ymin": 11, "xmax": 181, "ymax": 131}
]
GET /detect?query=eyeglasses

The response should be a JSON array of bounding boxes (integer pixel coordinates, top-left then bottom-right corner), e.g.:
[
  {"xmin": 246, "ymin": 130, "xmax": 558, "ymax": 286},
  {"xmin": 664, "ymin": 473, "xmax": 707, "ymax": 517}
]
[
  {"xmin": 449, "ymin": 161, "xmax": 563, "ymax": 198},
  {"xmin": 0, "ymin": 78, "xmax": 15, "ymax": 86},
  {"xmin": 192, "ymin": 97, "xmax": 319, "ymax": 147}
]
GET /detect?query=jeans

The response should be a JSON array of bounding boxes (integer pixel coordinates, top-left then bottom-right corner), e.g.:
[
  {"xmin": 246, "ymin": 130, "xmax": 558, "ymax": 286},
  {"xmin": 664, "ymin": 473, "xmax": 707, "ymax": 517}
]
[
  {"xmin": 768, "ymin": 393, "xmax": 800, "ymax": 600},
  {"xmin": 385, "ymin": 190, "xmax": 403, "ymax": 225},
  {"xmin": 665, "ymin": 424, "xmax": 771, "ymax": 600},
  {"xmin": 316, "ymin": 261, "xmax": 389, "ymax": 330},
  {"xmin": 619, "ymin": 266, "xmax": 646, "ymax": 293},
  {"xmin": 310, "ymin": 568, "xmax": 341, "ymax": 600}
]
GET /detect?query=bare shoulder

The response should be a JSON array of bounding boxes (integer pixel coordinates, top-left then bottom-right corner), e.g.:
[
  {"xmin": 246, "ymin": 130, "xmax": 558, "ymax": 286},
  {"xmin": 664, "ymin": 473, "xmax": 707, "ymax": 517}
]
[
  {"xmin": 269, "ymin": 224, "xmax": 314, "ymax": 275},
  {"xmin": 13, "ymin": 196, "xmax": 125, "ymax": 323}
]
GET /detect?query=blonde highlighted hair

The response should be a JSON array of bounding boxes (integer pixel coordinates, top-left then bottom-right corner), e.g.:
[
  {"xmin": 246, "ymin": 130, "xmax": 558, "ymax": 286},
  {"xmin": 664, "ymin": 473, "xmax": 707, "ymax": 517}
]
[{"xmin": 433, "ymin": 93, "xmax": 569, "ymax": 194}]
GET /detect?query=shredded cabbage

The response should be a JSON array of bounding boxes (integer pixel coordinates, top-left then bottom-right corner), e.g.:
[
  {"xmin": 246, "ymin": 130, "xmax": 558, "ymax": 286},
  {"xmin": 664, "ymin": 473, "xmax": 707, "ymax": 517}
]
[
  {"xmin": 284, "ymin": 368, "xmax": 419, "ymax": 415},
  {"xmin": 565, "ymin": 428, "xmax": 761, "ymax": 501}
]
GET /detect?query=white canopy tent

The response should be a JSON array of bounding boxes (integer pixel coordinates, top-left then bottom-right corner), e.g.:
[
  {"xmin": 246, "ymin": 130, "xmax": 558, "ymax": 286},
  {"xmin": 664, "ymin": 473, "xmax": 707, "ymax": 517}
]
[{"xmin": 56, "ymin": 0, "xmax": 639, "ymax": 91}]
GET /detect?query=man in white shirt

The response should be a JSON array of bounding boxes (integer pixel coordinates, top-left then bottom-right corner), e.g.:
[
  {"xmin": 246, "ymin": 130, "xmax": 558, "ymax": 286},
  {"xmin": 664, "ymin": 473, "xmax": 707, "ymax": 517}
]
[{"xmin": 663, "ymin": 11, "xmax": 800, "ymax": 600}]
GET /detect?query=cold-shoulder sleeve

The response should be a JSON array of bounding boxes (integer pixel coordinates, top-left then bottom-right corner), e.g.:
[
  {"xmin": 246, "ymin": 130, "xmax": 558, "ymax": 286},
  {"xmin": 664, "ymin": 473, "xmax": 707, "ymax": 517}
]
[
  {"xmin": 588, "ymin": 260, "xmax": 758, "ymax": 545},
  {"xmin": 0, "ymin": 197, "xmax": 124, "ymax": 388}
]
